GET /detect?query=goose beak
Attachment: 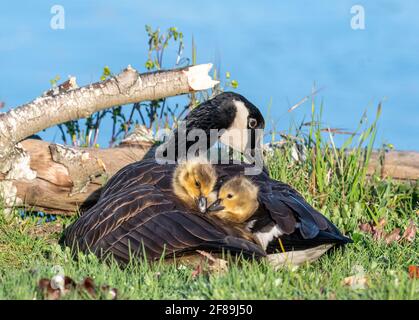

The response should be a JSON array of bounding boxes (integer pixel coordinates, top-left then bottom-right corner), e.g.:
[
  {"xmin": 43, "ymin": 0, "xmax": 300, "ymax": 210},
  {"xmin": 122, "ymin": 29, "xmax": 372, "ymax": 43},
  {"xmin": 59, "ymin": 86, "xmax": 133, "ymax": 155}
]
[
  {"xmin": 197, "ymin": 196, "xmax": 207, "ymax": 213},
  {"xmin": 206, "ymin": 199, "xmax": 225, "ymax": 213}
]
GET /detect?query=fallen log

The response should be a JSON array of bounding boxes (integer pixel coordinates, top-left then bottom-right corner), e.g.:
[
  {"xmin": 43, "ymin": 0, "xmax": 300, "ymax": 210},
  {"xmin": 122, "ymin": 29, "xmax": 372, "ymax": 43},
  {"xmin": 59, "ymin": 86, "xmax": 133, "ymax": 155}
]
[
  {"xmin": 0, "ymin": 138, "xmax": 154, "ymax": 215},
  {"xmin": 1, "ymin": 135, "xmax": 417, "ymax": 216},
  {"xmin": 368, "ymin": 150, "xmax": 419, "ymax": 181}
]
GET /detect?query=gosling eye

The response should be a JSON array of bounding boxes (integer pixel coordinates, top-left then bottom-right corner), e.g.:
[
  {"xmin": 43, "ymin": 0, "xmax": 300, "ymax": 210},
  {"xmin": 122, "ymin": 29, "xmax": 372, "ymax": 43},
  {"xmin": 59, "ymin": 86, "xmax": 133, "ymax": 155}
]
[
  {"xmin": 195, "ymin": 181, "xmax": 201, "ymax": 188},
  {"xmin": 227, "ymin": 194, "xmax": 233, "ymax": 199},
  {"xmin": 248, "ymin": 118, "xmax": 257, "ymax": 128}
]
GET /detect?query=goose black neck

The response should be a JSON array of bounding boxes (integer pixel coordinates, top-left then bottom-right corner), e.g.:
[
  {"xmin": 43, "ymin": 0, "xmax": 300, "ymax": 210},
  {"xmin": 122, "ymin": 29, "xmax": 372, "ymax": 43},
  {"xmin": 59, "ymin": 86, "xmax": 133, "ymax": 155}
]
[{"xmin": 162, "ymin": 96, "xmax": 238, "ymax": 161}]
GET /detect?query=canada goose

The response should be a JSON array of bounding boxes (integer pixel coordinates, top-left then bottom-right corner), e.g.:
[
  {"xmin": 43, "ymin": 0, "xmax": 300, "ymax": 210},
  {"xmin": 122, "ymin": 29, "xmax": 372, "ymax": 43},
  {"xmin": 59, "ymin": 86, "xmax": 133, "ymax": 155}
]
[
  {"xmin": 63, "ymin": 158, "xmax": 351, "ymax": 264},
  {"xmin": 63, "ymin": 92, "xmax": 351, "ymax": 265},
  {"xmin": 63, "ymin": 157, "xmax": 266, "ymax": 264},
  {"xmin": 207, "ymin": 176, "xmax": 259, "ymax": 224},
  {"xmin": 172, "ymin": 159, "xmax": 217, "ymax": 213}
]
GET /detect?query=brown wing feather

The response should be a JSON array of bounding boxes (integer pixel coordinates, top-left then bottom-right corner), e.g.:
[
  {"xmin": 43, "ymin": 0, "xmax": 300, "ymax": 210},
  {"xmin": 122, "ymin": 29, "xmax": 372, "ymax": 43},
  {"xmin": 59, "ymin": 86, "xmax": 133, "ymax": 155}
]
[{"xmin": 64, "ymin": 180, "xmax": 265, "ymax": 265}]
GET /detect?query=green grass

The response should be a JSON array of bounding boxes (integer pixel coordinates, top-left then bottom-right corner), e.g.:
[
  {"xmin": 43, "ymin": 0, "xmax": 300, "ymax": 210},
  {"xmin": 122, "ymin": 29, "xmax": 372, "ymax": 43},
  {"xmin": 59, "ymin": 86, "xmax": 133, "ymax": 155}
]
[
  {"xmin": 0, "ymin": 210, "xmax": 417, "ymax": 300},
  {"xmin": 0, "ymin": 105, "xmax": 418, "ymax": 300}
]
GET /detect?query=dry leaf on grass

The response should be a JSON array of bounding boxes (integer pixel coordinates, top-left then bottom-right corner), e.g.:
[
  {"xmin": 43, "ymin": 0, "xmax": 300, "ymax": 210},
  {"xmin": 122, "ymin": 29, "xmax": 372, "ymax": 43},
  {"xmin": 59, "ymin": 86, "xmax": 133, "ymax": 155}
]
[
  {"xmin": 191, "ymin": 250, "xmax": 229, "ymax": 277},
  {"xmin": 343, "ymin": 265, "xmax": 368, "ymax": 290},
  {"xmin": 384, "ymin": 228, "xmax": 401, "ymax": 244},
  {"xmin": 359, "ymin": 218, "xmax": 416, "ymax": 245},
  {"xmin": 401, "ymin": 220, "xmax": 416, "ymax": 243},
  {"xmin": 197, "ymin": 250, "xmax": 228, "ymax": 274},
  {"xmin": 191, "ymin": 264, "xmax": 203, "ymax": 279},
  {"xmin": 328, "ymin": 292, "xmax": 337, "ymax": 300},
  {"xmin": 100, "ymin": 285, "xmax": 118, "ymax": 300},
  {"xmin": 359, "ymin": 223, "xmax": 373, "ymax": 234},
  {"xmin": 81, "ymin": 277, "xmax": 96, "ymax": 298},
  {"xmin": 359, "ymin": 218, "xmax": 387, "ymax": 241},
  {"xmin": 342, "ymin": 275, "xmax": 369, "ymax": 289},
  {"xmin": 408, "ymin": 266, "xmax": 419, "ymax": 279},
  {"xmin": 38, "ymin": 276, "xmax": 76, "ymax": 300},
  {"xmin": 37, "ymin": 275, "xmax": 117, "ymax": 300}
]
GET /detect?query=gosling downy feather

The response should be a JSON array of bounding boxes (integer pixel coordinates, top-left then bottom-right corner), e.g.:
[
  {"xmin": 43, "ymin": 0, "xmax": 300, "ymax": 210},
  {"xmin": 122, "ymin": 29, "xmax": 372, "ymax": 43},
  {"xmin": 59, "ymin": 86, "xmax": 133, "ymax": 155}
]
[
  {"xmin": 207, "ymin": 176, "xmax": 259, "ymax": 224},
  {"xmin": 172, "ymin": 159, "xmax": 217, "ymax": 213}
]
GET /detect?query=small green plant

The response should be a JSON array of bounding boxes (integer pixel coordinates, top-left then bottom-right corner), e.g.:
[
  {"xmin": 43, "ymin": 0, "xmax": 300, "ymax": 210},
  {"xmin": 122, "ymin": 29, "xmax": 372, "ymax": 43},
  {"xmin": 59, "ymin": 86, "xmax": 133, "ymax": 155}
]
[{"xmin": 144, "ymin": 25, "xmax": 184, "ymax": 71}]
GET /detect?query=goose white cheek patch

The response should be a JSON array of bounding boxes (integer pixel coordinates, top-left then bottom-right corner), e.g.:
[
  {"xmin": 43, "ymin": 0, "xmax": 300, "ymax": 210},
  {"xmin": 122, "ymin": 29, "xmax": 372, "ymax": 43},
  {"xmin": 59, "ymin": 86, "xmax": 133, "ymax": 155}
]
[
  {"xmin": 218, "ymin": 100, "xmax": 264, "ymax": 175},
  {"xmin": 219, "ymin": 100, "xmax": 249, "ymax": 153},
  {"xmin": 219, "ymin": 128, "xmax": 248, "ymax": 156}
]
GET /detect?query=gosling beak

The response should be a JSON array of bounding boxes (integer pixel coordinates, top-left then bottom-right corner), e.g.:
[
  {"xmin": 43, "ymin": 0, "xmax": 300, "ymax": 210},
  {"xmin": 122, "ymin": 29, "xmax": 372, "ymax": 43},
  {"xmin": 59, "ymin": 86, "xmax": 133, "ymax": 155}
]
[
  {"xmin": 197, "ymin": 196, "xmax": 207, "ymax": 213},
  {"xmin": 206, "ymin": 199, "xmax": 225, "ymax": 212}
]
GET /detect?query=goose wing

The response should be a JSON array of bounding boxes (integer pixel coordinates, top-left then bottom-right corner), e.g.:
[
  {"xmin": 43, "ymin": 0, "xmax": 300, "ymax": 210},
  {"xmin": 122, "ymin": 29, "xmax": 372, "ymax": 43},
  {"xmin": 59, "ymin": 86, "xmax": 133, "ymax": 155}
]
[
  {"xmin": 260, "ymin": 178, "xmax": 350, "ymax": 242},
  {"xmin": 64, "ymin": 184, "xmax": 265, "ymax": 265},
  {"xmin": 99, "ymin": 158, "xmax": 174, "ymax": 200}
]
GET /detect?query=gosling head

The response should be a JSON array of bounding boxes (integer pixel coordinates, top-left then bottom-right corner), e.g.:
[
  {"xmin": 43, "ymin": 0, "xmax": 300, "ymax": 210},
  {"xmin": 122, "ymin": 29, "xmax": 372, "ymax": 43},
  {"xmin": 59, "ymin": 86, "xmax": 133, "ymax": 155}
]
[
  {"xmin": 207, "ymin": 176, "xmax": 259, "ymax": 224},
  {"xmin": 172, "ymin": 159, "xmax": 217, "ymax": 213}
]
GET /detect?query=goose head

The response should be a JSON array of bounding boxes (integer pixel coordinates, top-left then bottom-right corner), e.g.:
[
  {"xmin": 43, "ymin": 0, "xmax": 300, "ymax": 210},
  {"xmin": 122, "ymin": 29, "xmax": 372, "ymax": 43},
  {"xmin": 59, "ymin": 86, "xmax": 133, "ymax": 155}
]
[
  {"xmin": 157, "ymin": 92, "xmax": 265, "ymax": 163},
  {"xmin": 172, "ymin": 159, "xmax": 217, "ymax": 213},
  {"xmin": 207, "ymin": 176, "xmax": 259, "ymax": 224}
]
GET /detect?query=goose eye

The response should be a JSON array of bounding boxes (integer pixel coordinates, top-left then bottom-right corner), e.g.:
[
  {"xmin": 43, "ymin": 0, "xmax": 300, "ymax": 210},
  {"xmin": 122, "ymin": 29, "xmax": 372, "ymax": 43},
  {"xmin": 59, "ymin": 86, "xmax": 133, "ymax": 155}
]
[
  {"xmin": 249, "ymin": 118, "xmax": 257, "ymax": 128},
  {"xmin": 227, "ymin": 194, "xmax": 233, "ymax": 199}
]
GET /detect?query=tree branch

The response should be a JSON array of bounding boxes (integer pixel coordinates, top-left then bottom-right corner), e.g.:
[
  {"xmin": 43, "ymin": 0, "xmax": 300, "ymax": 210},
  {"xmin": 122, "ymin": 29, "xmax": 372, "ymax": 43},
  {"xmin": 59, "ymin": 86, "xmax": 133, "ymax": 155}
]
[{"xmin": 0, "ymin": 64, "xmax": 218, "ymax": 173}]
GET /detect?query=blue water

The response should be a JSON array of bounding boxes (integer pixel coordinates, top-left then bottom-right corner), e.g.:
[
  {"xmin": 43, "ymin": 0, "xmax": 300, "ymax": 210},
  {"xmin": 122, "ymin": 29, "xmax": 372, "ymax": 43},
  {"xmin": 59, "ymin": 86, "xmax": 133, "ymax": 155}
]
[{"xmin": 1, "ymin": 1, "xmax": 418, "ymax": 149}]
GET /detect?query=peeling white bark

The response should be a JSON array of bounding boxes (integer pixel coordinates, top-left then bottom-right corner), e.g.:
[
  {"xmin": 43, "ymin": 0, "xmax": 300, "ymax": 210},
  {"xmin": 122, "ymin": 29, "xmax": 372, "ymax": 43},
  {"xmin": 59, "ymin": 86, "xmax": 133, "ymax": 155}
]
[
  {"xmin": 4, "ymin": 143, "xmax": 37, "ymax": 180},
  {"xmin": 120, "ymin": 125, "xmax": 155, "ymax": 146},
  {"xmin": 184, "ymin": 64, "xmax": 219, "ymax": 90},
  {"xmin": 50, "ymin": 144, "xmax": 106, "ymax": 195},
  {"xmin": 0, "ymin": 181, "xmax": 23, "ymax": 215},
  {"xmin": 0, "ymin": 138, "xmax": 154, "ymax": 214},
  {"xmin": 0, "ymin": 64, "xmax": 217, "ymax": 214}
]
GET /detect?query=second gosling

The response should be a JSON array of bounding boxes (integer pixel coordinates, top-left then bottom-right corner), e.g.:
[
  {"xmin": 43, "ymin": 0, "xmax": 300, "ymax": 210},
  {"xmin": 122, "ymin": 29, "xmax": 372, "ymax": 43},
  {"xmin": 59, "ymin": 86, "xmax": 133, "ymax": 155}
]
[{"xmin": 207, "ymin": 176, "xmax": 259, "ymax": 224}]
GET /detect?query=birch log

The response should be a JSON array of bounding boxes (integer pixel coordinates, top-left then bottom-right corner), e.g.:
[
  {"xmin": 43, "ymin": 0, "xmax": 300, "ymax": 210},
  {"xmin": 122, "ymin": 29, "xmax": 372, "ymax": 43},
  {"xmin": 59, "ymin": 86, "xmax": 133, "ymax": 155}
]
[
  {"xmin": 0, "ymin": 64, "xmax": 218, "ymax": 214},
  {"xmin": 0, "ymin": 138, "xmax": 154, "ymax": 214}
]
